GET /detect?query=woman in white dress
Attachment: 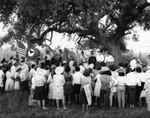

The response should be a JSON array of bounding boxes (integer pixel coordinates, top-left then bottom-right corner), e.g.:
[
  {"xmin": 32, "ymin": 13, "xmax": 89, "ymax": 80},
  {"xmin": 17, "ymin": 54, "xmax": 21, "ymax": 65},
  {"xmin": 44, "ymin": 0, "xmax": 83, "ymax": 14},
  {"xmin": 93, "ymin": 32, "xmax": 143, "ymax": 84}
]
[
  {"xmin": 94, "ymin": 73, "xmax": 101, "ymax": 105},
  {"xmin": 53, "ymin": 66, "xmax": 67, "ymax": 110},
  {"xmin": 47, "ymin": 65, "xmax": 56, "ymax": 105},
  {"xmin": 5, "ymin": 65, "xmax": 15, "ymax": 91}
]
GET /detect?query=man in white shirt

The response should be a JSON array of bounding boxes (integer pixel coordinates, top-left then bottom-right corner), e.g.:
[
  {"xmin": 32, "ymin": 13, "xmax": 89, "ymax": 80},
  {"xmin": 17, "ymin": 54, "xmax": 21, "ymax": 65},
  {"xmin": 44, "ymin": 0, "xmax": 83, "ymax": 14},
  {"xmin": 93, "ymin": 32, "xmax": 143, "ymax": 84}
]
[
  {"xmin": 96, "ymin": 50, "xmax": 104, "ymax": 63},
  {"xmin": 104, "ymin": 51, "xmax": 114, "ymax": 66},
  {"xmin": 73, "ymin": 66, "xmax": 83, "ymax": 102}
]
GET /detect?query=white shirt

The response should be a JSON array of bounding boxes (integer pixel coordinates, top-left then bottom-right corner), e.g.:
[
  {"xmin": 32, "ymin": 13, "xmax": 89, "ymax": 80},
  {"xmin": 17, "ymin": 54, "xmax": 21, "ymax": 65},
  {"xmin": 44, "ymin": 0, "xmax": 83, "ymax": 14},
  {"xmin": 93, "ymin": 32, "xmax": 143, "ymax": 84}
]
[
  {"xmin": 73, "ymin": 72, "xmax": 83, "ymax": 85},
  {"xmin": 117, "ymin": 76, "xmax": 126, "ymax": 86},
  {"xmin": 104, "ymin": 55, "xmax": 114, "ymax": 63},
  {"xmin": 11, "ymin": 65, "xmax": 16, "ymax": 78},
  {"xmin": 126, "ymin": 72, "xmax": 140, "ymax": 86},
  {"xmin": 29, "ymin": 68, "xmax": 36, "ymax": 80},
  {"xmin": 96, "ymin": 54, "xmax": 104, "ymax": 62},
  {"xmin": 130, "ymin": 59, "xmax": 136, "ymax": 69}
]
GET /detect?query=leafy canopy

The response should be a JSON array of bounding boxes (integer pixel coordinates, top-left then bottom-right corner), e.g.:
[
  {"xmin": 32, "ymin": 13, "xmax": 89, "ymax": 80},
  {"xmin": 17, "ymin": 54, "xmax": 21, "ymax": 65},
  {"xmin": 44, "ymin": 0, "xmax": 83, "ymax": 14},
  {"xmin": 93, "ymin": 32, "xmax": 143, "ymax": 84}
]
[{"xmin": 0, "ymin": 0, "xmax": 150, "ymax": 47}]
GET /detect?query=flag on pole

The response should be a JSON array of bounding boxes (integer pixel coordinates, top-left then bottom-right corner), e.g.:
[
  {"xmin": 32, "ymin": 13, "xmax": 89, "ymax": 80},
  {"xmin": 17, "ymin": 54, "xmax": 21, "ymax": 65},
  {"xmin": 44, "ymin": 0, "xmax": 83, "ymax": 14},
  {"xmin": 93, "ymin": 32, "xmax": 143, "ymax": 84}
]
[{"xmin": 16, "ymin": 41, "xmax": 26, "ymax": 57}]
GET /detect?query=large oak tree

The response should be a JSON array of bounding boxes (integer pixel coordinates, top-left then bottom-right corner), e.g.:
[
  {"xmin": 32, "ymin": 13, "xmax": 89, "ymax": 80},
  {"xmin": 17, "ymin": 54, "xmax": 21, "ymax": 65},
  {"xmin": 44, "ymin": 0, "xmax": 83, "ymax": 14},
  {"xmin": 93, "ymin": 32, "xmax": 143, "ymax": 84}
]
[{"xmin": 0, "ymin": 0, "xmax": 150, "ymax": 64}]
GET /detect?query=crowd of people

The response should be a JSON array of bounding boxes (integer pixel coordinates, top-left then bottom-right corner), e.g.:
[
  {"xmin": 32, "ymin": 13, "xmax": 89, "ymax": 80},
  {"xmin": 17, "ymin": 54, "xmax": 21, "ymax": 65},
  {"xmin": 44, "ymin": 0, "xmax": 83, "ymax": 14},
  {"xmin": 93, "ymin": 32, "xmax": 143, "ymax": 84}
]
[{"xmin": 0, "ymin": 49, "xmax": 150, "ymax": 113}]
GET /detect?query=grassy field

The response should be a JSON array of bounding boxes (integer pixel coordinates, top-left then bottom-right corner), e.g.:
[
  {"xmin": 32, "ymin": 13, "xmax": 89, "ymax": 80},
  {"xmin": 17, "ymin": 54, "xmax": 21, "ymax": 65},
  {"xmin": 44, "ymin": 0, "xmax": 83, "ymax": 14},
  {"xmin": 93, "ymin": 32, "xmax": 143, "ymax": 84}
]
[{"xmin": 0, "ymin": 91, "xmax": 150, "ymax": 118}]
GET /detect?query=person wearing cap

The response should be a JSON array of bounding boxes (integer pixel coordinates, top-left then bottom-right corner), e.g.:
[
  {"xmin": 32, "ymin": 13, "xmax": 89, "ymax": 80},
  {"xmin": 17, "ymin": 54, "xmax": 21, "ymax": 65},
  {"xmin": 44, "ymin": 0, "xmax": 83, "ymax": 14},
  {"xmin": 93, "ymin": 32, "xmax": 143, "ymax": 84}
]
[
  {"xmin": 72, "ymin": 66, "xmax": 83, "ymax": 103},
  {"xmin": 125, "ymin": 68, "xmax": 141, "ymax": 108},
  {"xmin": 99, "ymin": 66, "xmax": 113, "ymax": 109},
  {"xmin": 116, "ymin": 68, "xmax": 126, "ymax": 108},
  {"xmin": 53, "ymin": 66, "xmax": 67, "ymax": 110},
  {"xmin": 0, "ymin": 65, "xmax": 5, "ymax": 92}
]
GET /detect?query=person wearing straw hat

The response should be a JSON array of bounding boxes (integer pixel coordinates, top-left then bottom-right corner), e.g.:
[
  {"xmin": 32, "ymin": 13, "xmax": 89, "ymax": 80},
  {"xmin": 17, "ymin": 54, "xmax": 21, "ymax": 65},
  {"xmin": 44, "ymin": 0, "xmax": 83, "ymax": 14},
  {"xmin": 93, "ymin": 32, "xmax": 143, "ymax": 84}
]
[
  {"xmin": 99, "ymin": 66, "xmax": 113, "ymax": 109},
  {"xmin": 53, "ymin": 66, "xmax": 67, "ymax": 110}
]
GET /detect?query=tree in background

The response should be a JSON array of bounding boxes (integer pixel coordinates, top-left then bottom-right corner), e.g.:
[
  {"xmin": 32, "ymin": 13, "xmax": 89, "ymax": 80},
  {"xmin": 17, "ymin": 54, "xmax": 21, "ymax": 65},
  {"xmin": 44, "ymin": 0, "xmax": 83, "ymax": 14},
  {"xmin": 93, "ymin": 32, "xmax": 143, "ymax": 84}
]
[{"xmin": 0, "ymin": 0, "xmax": 150, "ymax": 64}]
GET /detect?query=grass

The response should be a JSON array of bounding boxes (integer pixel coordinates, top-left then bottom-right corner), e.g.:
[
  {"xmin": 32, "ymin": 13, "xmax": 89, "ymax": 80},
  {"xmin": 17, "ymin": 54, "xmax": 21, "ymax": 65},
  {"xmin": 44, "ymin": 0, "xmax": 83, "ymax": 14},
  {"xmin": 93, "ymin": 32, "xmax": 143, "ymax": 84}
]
[{"xmin": 0, "ymin": 91, "xmax": 150, "ymax": 118}]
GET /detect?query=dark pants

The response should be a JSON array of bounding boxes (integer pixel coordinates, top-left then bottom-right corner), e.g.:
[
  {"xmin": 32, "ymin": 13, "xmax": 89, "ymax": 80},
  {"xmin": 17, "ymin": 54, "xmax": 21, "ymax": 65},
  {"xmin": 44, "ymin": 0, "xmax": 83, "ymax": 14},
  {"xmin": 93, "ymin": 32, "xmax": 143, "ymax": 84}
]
[
  {"xmin": 128, "ymin": 86, "xmax": 136, "ymax": 105},
  {"xmin": 99, "ymin": 89, "xmax": 110, "ymax": 109},
  {"xmin": 20, "ymin": 80, "xmax": 29, "ymax": 92}
]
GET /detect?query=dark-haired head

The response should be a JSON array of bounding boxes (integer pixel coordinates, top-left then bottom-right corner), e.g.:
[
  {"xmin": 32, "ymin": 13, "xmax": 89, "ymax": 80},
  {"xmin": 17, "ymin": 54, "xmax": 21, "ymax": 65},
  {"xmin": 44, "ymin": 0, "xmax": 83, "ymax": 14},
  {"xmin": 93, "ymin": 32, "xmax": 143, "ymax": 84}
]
[
  {"xmin": 75, "ymin": 66, "xmax": 80, "ymax": 72},
  {"xmin": 136, "ymin": 67, "xmax": 142, "ymax": 73},
  {"xmin": 109, "ymin": 64, "xmax": 117, "ymax": 71},
  {"xmin": 83, "ymin": 69, "xmax": 91, "ymax": 77},
  {"xmin": 130, "ymin": 68, "xmax": 135, "ymax": 72},
  {"xmin": 65, "ymin": 66, "xmax": 71, "ymax": 73},
  {"xmin": 118, "ymin": 72, "xmax": 125, "ymax": 76},
  {"xmin": 40, "ymin": 62, "xmax": 45, "ymax": 69},
  {"xmin": 31, "ymin": 64, "xmax": 36, "ymax": 69},
  {"xmin": 101, "ymin": 70, "xmax": 111, "ymax": 76}
]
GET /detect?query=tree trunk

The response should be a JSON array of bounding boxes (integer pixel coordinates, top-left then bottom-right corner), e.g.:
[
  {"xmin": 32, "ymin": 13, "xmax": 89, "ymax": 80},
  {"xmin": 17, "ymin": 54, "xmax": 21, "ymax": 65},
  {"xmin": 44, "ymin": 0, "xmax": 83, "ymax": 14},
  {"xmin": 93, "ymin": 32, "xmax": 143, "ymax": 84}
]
[{"xmin": 107, "ymin": 42, "xmax": 123, "ymax": 65}]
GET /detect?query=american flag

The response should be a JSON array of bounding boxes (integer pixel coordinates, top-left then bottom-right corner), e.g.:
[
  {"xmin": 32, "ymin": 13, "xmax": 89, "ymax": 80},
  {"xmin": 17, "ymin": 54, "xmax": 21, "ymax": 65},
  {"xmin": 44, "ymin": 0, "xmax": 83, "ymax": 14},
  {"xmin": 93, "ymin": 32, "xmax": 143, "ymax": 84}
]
[{"xmin": 16, "ymin": 41, "xmax": 26, "ymax": 57}]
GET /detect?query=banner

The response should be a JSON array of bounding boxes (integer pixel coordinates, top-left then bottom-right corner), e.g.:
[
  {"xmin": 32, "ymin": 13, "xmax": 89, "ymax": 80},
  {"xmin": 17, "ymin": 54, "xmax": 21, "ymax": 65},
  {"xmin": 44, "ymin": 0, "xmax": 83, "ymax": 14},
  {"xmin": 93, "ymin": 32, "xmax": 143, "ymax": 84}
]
[
  {"xmin": 27, "ymin": 43, "xmax": 40, "ymax": 62},
  {"xmin": 83, "ymin": 84, "xmax": 92, "ymax": 105}
]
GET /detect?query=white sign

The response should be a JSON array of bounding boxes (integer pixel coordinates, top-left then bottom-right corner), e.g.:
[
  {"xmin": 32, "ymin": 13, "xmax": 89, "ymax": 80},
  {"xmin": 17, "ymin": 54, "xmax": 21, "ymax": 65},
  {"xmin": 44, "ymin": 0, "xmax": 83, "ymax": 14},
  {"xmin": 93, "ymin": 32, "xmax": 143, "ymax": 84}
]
[{"xmin": 83, "ymin": 84, "xmax": 92, "ymax": 105}]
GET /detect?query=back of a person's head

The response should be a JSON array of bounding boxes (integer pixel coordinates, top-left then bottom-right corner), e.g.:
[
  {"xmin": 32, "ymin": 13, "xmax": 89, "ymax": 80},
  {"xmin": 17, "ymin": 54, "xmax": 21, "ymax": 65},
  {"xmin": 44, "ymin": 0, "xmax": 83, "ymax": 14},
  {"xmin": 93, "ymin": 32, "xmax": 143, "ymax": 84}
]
[
  {"xmin": 75, "ymin": 66, "xmax": 80, "ymax": 72},
  {"xmin": 83, "ymin": 69, "xmax": 91, "ymax": 77},
  {"xmin": 118, "ymin": 63, "xmax": 124, "ymax": 67},
  {"xmin": 136, "ymin": 67, "xmax": 142, "ymax": 73},
  {"xmin": 109, "ymin": 64, "xmax": 117, "ymax": 71},
  {"xmin": 129, "ymin": 67, "xmax": 135, "ymax": 72},
  {"xmin": 40, "ymin": 62, "xmax": 45, "ymax": 69},
  {"xmin": 101, "ymin": 70, "xmax": 112, "ymax": 76},
  {"xmin": 65, "ymin": 66, "xmax": 71, "ymax": 73},
  {"xmin": 31, "ymin": 64, "xmax": 36, "ymax": 69},
  {"xmin": 118, "ymin": 72, "xmax": 125, "ymax": 76}
]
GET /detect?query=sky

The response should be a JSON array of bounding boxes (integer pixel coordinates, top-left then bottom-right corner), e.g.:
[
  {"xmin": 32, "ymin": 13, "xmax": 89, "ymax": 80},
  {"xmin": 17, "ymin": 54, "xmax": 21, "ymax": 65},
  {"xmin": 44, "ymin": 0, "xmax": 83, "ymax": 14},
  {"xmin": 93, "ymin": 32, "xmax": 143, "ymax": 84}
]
[{"xmin": 1, "ymin": 22, "xmax": 150, "ymax": 53}]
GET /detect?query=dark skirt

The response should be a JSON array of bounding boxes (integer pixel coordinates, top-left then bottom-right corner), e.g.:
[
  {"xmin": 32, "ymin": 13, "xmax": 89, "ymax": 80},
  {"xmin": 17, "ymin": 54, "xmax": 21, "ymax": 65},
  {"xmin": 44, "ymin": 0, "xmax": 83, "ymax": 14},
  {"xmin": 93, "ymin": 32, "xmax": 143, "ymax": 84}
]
[
  {"xmin": 73, "ymin": 84, "xmax": 81, "ymax": 94},
  {"xmin": 64, "ymin": 82, "xmax": 73, "ymax": 96},
  {"xmin": 80, "ymin": 88, "xmax": 88, "ymax": 104},
  {"xmin": 34, "ymin": 86, "xmax": 46, "ymax": 100}
]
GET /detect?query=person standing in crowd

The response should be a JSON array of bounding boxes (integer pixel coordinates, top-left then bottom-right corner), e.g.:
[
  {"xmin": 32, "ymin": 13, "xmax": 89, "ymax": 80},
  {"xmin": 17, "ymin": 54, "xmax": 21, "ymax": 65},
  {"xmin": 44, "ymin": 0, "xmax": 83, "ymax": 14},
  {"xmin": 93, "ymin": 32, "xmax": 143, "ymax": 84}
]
[
  {"xmin": 96, "ymin": 50, "xmax": 104, "ymax": 63},
  {"xmin": 32, "ymin": 62, "xmax": 48, "ymax": 110},
  {"xmin": 14, "ymin": 67, "xmax": 21, "ymax": 90},
  {"xmin": 0, "ymin": 64, "xmax": 5, "ymax": 92},
  {"xmin": 80, "ymin": 51, "xmax": 87, "ymax": 63},
  {"xmin": 144, "ymin": 77, "xmax": 150, "ymax": 111},
  {"xmin": 53, "ymin": 66, "xmax": 67, "ymax": 110},
  {"xmin": 80, "ymin": 69, "xmax": 92, "ymax": 113},
  {"xmin": 20, "ymin": 59, "xmax": 29, "ymax": 92},
  {"xmin": 116, "ymin": 68, "xmax": 126, "ymax": 108},
  {"xmin": 45, "ymin": 51, "xmax": 52, "ymax": 66},
  {"xmin": 104, "ymin": 51, "xmax": 114, "ymax": 67},
  {"xmin": 146, "ymin": 55, "xmax": 150, "ymax": 69},
  {"xmin": 94, "ymin": 68, "xmax": 101, "ymax": 105},
  {"xmin": 64, "ymin": 66, "xmax": 73, "ymax": 104},
  {"xmin": 47, "ymin": 65, "xmax": 56, "ymax": 105},
  {"xmin": 5, "ymin": 65, "xmax": 14, "ymax": 91},
  {"xmin": 99, "ymin": 67, "xmax": 113, "ymax": 109},
  {"xmin": 73, "ymin": 66, "xmax": 83, "ymax": 103},
  {"xmin": 126, "ymin": 68, "xmax": 141, "ymax": 108},
  {"xmin": 88, "ymin": 51, "xmax": 96, "ymax": 65},
  {"xmin": 109, "ymin": 65, "xmax": 118, "ymax": 107}
]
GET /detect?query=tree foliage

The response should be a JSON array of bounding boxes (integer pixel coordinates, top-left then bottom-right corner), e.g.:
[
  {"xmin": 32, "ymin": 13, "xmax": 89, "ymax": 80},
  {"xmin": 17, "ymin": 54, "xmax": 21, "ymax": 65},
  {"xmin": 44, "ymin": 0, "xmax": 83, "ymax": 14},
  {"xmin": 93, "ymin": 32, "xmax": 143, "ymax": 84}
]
[{"xmin": 0, "ymin": 0, "xmax": 150, "ymax": 49}]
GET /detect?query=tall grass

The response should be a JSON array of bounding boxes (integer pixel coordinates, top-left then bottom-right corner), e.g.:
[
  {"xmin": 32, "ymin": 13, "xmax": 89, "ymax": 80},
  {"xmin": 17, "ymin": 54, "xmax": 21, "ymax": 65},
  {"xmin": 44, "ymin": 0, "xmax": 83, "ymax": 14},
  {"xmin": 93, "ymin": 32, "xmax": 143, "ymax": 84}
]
[{"xmin": 0, "ymin": 91, "xmax": 150, "ymax": 118}]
